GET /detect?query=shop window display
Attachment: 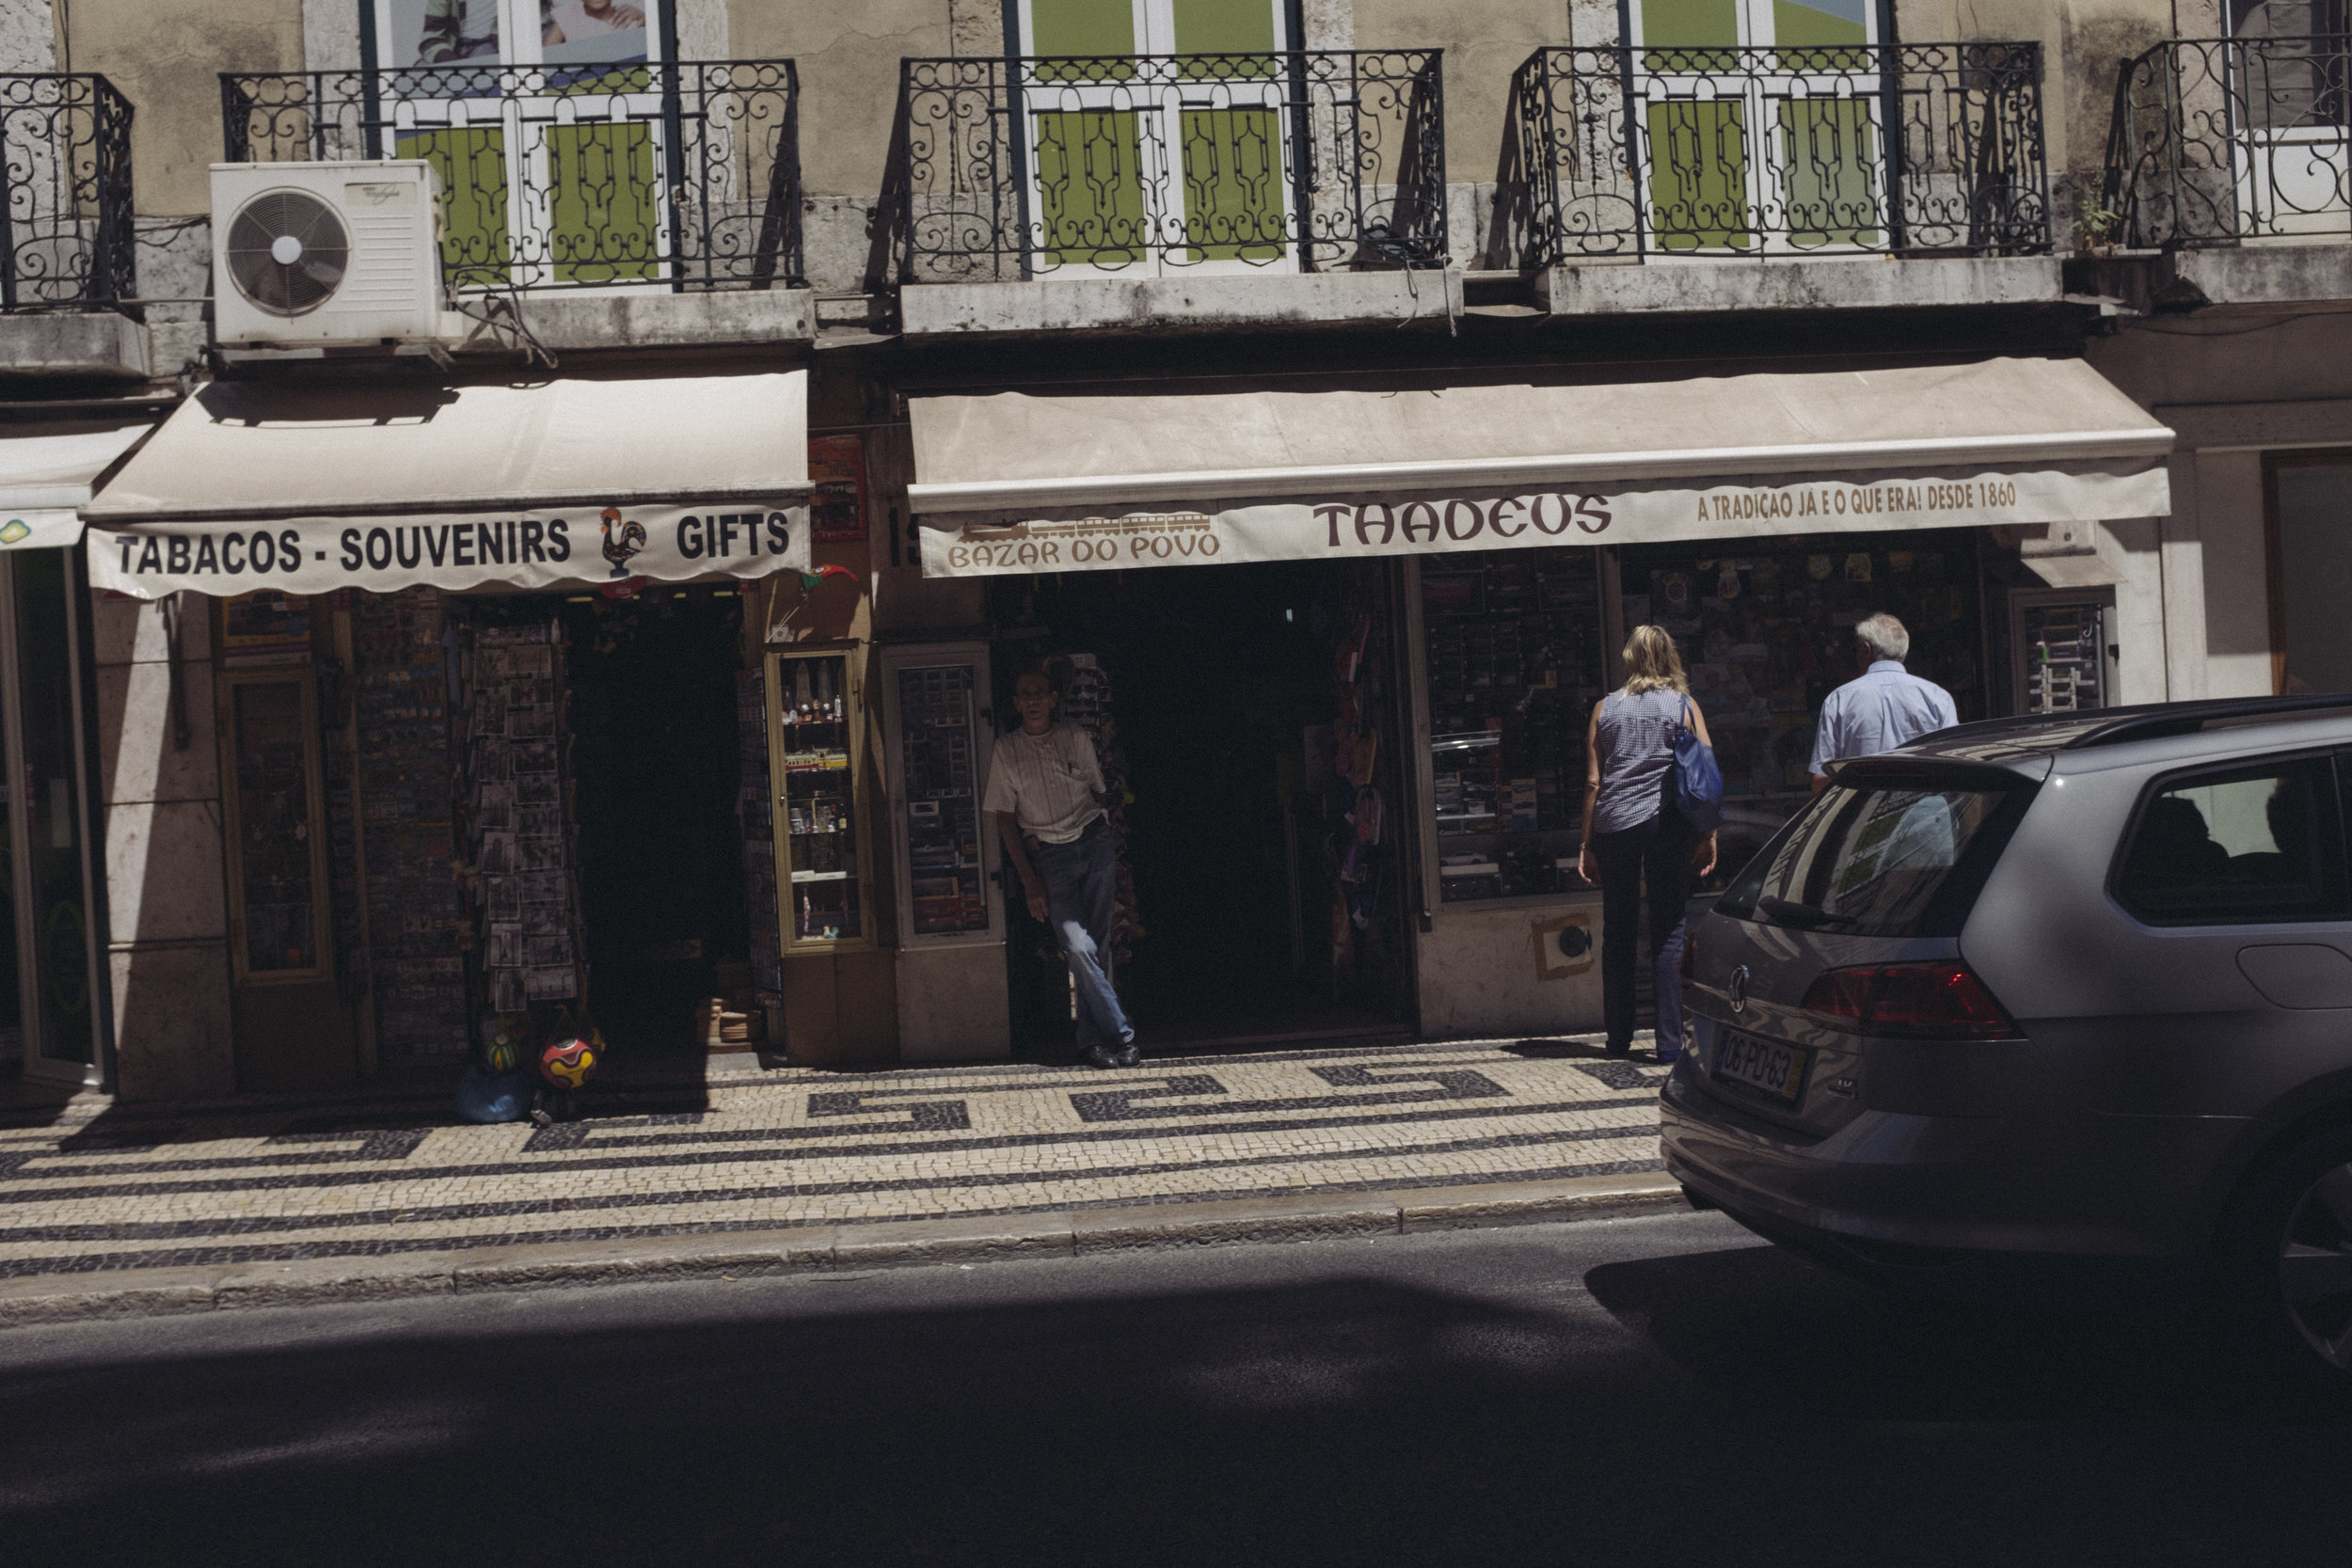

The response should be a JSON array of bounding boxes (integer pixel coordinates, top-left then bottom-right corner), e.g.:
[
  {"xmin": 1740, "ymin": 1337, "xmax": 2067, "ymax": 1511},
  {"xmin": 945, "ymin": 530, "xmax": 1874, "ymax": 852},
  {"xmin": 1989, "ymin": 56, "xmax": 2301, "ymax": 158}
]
[
  {"xmin": 1423, "ymin": 549, "xmax": 1609, "ymax": 903},
  {"xmin": 1614, "ymin": 532, "xmax": 1987, "ymax": 811}
]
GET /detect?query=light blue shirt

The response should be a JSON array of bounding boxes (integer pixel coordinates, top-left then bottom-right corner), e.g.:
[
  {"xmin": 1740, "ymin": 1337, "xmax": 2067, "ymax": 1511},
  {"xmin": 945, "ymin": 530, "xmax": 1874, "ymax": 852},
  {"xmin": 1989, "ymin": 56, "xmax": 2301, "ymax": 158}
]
[{"xmin": 1809, "ymin": 660, "xmax": 1960, "ymax": 777}]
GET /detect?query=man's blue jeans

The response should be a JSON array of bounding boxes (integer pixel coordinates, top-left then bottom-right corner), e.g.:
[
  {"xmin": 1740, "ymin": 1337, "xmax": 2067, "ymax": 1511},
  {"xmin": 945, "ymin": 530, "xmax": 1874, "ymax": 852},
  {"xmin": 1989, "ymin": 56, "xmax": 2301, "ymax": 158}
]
[{"xmin": 1031, "ymin": 821, "xmax": 1133, "ymax": 1052}]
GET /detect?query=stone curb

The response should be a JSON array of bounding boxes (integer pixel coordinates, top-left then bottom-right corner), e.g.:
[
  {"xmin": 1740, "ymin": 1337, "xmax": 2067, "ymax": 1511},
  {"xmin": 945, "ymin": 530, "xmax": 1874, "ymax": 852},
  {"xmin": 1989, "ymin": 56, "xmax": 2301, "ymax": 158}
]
[{"xmin": 0, "ymin": 1173, "xmax": 1685, "ymax": 1328}]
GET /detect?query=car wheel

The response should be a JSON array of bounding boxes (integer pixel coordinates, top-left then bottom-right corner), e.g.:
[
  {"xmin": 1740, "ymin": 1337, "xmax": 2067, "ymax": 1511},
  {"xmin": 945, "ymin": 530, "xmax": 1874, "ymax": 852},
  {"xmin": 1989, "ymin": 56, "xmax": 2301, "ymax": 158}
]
[{"xmin": 2216, "ymin": 1123, "xmax": 2352, "ymax": 1390}]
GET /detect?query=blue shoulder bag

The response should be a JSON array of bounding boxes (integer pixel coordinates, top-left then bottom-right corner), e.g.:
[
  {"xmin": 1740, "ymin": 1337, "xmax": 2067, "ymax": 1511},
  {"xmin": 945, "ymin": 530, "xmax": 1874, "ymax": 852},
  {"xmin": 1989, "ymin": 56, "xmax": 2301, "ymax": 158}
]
[{"xmin": 1668, "ymin": 697, "xmax": 1724, "ymax": 834}]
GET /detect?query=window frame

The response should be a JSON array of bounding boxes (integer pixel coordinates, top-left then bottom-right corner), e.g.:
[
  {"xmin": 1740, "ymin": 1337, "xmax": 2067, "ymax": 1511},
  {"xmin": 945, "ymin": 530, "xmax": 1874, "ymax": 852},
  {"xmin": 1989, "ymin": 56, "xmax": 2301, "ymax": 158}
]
[{"xmin": 2107, "ymin": 748, "xmax": 2352, "ymax": 929}]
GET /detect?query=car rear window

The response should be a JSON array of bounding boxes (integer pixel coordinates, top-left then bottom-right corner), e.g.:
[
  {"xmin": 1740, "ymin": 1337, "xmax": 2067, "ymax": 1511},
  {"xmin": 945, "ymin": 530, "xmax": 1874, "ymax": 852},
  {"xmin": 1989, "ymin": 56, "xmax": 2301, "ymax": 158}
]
[
  {"xmin": 2113, "ymin": 756, "xmax": 2346, "ymax": 925},
  {"xmin": 1716, "ymin": 769, "xmax": 2038, "ymax": 939}
]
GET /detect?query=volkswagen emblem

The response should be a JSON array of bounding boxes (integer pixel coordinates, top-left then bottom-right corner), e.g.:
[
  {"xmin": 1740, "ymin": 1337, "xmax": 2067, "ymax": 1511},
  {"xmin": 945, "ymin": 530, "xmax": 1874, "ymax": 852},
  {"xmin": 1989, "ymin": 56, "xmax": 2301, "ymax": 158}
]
[{"xmin": 1727, "ymin": 964, "xmax": 1751, "ymax": 1015}]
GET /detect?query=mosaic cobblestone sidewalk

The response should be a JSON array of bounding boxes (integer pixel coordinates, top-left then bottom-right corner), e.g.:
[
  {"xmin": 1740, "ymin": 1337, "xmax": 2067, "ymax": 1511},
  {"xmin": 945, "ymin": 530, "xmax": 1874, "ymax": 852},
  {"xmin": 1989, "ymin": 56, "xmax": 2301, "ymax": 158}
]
[{"xmin": 0, "ymin": 1037, "xmax": 1668, "ymax": 1279}]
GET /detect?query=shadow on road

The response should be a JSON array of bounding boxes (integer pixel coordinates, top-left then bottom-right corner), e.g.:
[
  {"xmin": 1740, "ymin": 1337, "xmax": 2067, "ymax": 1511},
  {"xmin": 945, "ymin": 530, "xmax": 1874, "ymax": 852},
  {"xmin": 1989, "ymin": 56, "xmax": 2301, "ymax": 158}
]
[{"xmin": 1, "ymin": 1229, "xmax": 2347, "ymax": 1566}]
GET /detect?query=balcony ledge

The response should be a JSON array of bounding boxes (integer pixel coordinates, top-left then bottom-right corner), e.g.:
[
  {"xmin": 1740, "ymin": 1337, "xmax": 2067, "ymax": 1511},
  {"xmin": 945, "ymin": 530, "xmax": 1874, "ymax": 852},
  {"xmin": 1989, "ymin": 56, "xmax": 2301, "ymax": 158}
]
[
  {"xmin": 2069, "ymin": 243, "xmax": 2352, "ymax": 315},
  {"xmin": 898, "ymin": 270, "xmax": 1465, "ymax": 339},
  {"xmin": 0, "ymin": 311, "xmax": 150, "ymax": 380},
  {"xmin": 1536, "ymin": 255, "xmax": 2063, "ymax": 318},
  {"xmin": 471, "ymin": 288, "xmax": 815, "ymax": 354}
]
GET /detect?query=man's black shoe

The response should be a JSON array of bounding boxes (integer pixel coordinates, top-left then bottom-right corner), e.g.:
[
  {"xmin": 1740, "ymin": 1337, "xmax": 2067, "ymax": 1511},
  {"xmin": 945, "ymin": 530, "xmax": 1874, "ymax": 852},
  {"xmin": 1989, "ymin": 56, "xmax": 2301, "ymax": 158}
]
[
  {"xmin": 1113, "ymin": 1039, "xmax": 1141, "ymax": 1068},
  {"xmin": 1083, "ymin": 1043, "xmax": 1124, "ymax": 1069},
  {"xmin": 1602, "ymin": 1040, "xmax": 1633, "ymax": 1059}
]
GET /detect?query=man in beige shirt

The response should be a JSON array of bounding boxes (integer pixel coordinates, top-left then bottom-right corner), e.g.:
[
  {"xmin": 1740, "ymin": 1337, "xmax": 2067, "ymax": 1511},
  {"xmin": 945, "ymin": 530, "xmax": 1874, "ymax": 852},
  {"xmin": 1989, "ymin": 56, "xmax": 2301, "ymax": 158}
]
[{"xmin": 985, "ymin": 666, "xmax": 1136, "ymax": 1069}]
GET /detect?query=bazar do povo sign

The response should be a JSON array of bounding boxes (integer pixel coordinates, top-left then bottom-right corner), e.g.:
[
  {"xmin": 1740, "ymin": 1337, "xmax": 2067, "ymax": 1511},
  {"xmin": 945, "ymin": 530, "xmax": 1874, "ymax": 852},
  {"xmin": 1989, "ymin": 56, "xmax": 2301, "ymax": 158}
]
[{"xmin": 86, "ymin": 501, "xmax": 812, "ymax": 599}]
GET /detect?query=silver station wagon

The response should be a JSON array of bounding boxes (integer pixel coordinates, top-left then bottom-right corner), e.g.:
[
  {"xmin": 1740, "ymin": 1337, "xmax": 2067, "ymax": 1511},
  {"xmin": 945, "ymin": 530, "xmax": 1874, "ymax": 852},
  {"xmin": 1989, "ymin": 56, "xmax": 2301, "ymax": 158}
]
[{"xmin": 1666, "ymin": 696, "xmax": 2352, "ymax": 1386}]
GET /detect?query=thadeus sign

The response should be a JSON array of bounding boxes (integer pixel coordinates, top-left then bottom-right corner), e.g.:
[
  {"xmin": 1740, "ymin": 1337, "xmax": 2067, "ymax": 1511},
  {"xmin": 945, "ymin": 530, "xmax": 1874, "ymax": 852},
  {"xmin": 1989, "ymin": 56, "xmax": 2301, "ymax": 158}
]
[{"xmin": 918, "ymin": 467, "xmax": 2171, "ymax": 578}]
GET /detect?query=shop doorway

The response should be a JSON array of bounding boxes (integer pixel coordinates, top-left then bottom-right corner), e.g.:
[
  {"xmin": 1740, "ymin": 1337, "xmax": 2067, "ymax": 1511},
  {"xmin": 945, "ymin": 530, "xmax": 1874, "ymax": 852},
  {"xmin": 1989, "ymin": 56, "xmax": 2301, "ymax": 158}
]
[
  {"xmin": 992, "ymin": 561, "xmax": 1413, "ymax": 1052},
  {"xmin": 558, "ymin": 590, "xmax": 749, "ymax": 1056}
]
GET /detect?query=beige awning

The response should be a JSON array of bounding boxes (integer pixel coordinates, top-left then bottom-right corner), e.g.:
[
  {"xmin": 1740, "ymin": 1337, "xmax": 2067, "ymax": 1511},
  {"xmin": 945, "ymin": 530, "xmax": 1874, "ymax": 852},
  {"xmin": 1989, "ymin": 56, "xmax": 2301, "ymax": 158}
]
[
  {"xmin": 83, "ymin": 372, "xmax": 811, "ymax": 598},
  {"xmin": 0, "ymin": 420, "xmax": 155, "ymax": 550},
  {"xmin": 907, "ymin": 358, "xmax": 2173, "ymax": 577}
]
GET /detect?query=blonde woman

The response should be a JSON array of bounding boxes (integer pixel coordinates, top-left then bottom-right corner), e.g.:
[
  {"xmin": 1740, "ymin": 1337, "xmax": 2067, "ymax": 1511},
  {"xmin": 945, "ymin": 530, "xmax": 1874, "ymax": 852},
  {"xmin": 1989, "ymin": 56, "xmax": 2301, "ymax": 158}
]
[{"xmin": 1577, "ymin": 626, "xmax": 1719, "ymax": 1061}]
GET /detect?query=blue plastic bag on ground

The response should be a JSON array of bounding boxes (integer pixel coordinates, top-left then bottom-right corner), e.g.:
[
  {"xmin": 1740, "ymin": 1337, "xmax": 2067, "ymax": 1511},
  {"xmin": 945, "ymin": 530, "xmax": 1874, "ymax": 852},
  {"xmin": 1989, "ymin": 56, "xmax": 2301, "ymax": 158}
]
[{"xmin": 454, "ymin": 1065, "xmax": 533, "ymax": 1124}]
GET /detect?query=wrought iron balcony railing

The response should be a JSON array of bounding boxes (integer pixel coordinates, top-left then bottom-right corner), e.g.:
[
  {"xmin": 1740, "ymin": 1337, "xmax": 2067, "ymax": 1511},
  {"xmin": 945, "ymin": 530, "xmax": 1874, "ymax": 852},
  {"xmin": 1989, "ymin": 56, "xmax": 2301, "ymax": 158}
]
[
  {"xmin": 221, "ymin": 60, "xmax": 803, "ymax": 293},
  {"xmin": 1507, "ymin": 42, "xmax": 2049, "ymax": 266},
  {"xmin": 891, "ymin": 50, "xmax": 1447, "ymax": 282},
  {"xmin": 1, "ymin": 74, "xmax": 135, "ymax": 313},
  {"xmin": 2105, "ymin": 36, "xmax": 2352, "ymax": 249}
]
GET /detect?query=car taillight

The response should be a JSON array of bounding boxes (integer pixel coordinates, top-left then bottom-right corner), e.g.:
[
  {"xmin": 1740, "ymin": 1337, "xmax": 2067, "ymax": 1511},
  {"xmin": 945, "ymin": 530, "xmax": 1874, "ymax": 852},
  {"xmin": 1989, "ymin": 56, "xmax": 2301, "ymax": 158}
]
[{"xmin": 1799, "ymin": 961, "xmax": 2022, "ymax": 1040}]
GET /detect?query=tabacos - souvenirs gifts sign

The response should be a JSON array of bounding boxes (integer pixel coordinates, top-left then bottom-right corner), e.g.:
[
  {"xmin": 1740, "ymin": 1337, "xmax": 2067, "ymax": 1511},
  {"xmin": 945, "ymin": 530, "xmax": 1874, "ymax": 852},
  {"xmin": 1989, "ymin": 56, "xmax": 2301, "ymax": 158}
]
[{"xmin": 87, "ymin": 500, "xmax": 812, "ymax": 600}]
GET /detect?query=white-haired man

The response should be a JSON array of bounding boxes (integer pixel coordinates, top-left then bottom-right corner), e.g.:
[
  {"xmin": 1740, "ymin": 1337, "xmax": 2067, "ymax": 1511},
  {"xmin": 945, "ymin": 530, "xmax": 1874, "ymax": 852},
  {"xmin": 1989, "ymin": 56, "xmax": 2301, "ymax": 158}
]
[{"xmin": 1808, "ymin": 612, "xmax": 1960, "ymax": 795}]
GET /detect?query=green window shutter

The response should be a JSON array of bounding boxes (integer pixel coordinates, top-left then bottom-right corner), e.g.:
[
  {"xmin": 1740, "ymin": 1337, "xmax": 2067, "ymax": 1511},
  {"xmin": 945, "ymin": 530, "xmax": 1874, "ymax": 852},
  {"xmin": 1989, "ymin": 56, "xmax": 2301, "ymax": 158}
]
[
  {"xmin": 1179, "ymin": 106, "xmax": 1283, "ymax": 261},
  {"xmin": 1170, "ymin": 0, "xmax": 1277, "ymax": 54},
  {"xmin": 1646, "ymin": 99, "xmax": 1753, "ymax": 250},
  {"xmin": 397, "ymin": 126, "xmax": 511, "ymax": 284},
  {"xmin": 1777, "ymin": 97, "xmax": 1878, "ymax": 248},
  {"xmin": 546, "ymin": 120, "xmax": 660, "ymax": 284},
  {"xmin": 1035, "ymin": 109, "xmax": 1151, "ymax": 265},
  {"xmin": 1639, "ymin": 0, "xmax": 1739, "ymax": 46},
  {"xmin": 1029, "ymin": 0, "xmax": 1136, "ymax": 55}
]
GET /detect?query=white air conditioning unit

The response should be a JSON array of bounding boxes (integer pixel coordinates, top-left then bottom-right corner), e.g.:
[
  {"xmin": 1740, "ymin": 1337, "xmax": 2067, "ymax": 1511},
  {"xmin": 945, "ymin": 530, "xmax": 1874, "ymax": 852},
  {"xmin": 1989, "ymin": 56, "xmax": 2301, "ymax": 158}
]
[{"xmin": 211, "ymin": 161, "xmax": 453, "ymax": 347}]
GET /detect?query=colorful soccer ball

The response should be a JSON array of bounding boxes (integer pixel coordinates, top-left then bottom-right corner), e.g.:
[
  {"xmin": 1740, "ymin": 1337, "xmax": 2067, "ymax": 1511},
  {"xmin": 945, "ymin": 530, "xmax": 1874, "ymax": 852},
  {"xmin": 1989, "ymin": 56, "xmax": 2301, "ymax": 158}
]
[{"xmin": 538, "ymin": 1035, "xmax": 598, "ymax": 1089}]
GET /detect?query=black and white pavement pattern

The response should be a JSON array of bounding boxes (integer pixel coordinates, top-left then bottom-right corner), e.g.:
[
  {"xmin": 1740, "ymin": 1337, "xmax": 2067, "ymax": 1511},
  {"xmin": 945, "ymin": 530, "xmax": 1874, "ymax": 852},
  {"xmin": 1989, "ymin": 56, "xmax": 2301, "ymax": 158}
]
[{"xmin": 0, "ymin": 1037, "xmax": 1667, "ymax": 1277}]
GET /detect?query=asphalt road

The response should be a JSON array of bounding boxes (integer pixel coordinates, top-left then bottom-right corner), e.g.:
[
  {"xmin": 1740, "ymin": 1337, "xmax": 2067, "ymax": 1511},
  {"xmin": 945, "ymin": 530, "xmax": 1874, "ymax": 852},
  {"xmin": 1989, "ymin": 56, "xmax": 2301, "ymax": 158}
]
[{"xmin": 3, "ymin": 1211, "xmax": 2347, "ymax": 1567}]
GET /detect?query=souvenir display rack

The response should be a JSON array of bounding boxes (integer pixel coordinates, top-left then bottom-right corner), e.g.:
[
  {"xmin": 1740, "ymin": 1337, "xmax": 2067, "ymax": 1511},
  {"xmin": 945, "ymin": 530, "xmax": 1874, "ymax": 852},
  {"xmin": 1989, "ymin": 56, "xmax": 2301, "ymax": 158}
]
[
  {"xmin": 1422, "ymin": 551, "xmax": 1608, "ymax": 904},
  {"xmin": 460, "ymin": 620, "xmax": 585, "ymax": 1013},
  {"xmin": 352, "ymin": 589, "xmax": 469, "ymax": 1055},
  {"xmin": 739, "ymin": 666, "xmax": 784, "ymax": 990}
]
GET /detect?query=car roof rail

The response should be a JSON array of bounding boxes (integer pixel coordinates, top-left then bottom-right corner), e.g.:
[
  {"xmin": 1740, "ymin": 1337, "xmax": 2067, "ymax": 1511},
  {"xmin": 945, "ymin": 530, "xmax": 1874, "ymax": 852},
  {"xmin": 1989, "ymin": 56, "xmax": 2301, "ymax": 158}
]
[{"xmin": 2061, "ymin": 693, "xmax": 2352, "ymax": 750}]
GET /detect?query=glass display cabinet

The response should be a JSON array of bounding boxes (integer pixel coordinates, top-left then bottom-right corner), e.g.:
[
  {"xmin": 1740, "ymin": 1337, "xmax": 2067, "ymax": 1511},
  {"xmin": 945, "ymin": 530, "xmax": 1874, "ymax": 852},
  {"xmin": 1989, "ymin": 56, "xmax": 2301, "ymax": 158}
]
[
  {"xmin": 879, "ymin": 641, "xmax": 1000, "ymax": 948},
  {"xmin": 2011, "ymin": 589, "xmax": 2113, "ymax": 715},
  {"xmin": 764, "ymin": 646, "xmax": 872, "ymax": 949},
  {"xmin": 219, "ymin": 667, "xmax": 332, "ymax": 982}
]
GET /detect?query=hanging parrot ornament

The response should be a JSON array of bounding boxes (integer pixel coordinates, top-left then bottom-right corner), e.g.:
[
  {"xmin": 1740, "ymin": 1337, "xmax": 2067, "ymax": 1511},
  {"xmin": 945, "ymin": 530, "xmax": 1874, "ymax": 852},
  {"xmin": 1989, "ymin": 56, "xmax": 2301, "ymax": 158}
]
[{"xmin": 796, "ymin": 564, "xmax": 859, "ymax": 593}]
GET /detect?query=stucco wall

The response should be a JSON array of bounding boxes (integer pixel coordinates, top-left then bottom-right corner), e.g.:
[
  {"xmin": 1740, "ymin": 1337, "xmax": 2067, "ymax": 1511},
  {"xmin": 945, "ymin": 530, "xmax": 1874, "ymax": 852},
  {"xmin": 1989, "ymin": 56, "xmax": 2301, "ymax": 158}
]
[
  {"xmin": 1894, "ymin": 0, "xmax": 2174, "ymax": 211},
  {"xmin": 66, "ymin": 0, "xmax": 303, "ymax": 216},
  {"xmin": 0, "ymin": 0, "xmax": 56, "ymax": 72},
  {"xmin": 1353, "ymin": 0, "xmax": 1566, "ymax": 198}
]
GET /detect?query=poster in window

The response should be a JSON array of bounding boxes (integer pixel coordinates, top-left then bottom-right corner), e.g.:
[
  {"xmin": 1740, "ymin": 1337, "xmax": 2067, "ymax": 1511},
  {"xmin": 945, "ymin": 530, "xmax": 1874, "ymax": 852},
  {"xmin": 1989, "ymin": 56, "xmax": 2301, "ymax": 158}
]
[
  {"xmin": 378, "ymin": 0, "xmax": 648, "ymax": 70},
  {"xmin": 809, "ymin": 435, "xmax": 867, "ymax": 544}
]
